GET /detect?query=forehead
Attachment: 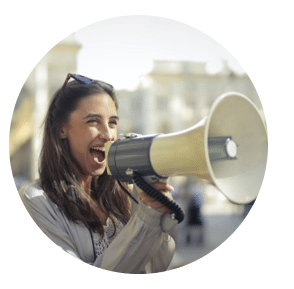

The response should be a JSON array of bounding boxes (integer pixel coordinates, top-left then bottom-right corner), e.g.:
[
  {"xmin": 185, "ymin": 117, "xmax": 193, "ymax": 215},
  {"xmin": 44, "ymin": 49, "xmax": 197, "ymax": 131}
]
[{"xmin": 72, "ymin": 93, "xmax": 117, "ymax": 117}]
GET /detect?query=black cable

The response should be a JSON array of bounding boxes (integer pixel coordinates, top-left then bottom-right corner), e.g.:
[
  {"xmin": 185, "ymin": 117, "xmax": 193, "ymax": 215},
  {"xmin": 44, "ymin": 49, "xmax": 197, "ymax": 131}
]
[
  {"xmin": 132, "ymin": 173, "xmax": 185, "ymax": 224},
  {"xmin": 117, "ymin": 180, "xmax": 139, "ymax": 204}
]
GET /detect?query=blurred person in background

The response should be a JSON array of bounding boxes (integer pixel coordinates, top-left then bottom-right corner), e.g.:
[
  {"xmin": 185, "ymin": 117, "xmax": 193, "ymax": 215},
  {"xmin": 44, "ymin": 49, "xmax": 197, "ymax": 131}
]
[
  {"xmin": 19, "ymin": 73, "xmax": 175, "ymax": 273},
  {"xmin": 186, "ymin": 181, "xmax": 205, "ymax": 245}
]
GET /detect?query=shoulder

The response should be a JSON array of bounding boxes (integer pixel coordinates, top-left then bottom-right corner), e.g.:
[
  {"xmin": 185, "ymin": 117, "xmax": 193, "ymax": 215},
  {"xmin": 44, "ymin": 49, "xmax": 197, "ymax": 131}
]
[
  {"xmin": 19, "ymin": 180, "xmax": 57, "ymax": 215},
  {"xmin": 19, "ymin": 180, "xmax": 47, "ymax": 203}
]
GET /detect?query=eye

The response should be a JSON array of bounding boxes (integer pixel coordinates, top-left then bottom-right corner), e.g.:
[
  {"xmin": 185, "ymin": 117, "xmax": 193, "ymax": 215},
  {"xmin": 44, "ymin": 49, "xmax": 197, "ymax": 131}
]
[
  {"xmin": 87, "ymin": 119, "xmax": 98, "ymax": 123},
  {"xmin": 109, "ymin": 119, "xmax": 118, "ymax": 124},
  {"xmin": 109, "ymin": 120, "xmax": 118, "ymax": 127}
]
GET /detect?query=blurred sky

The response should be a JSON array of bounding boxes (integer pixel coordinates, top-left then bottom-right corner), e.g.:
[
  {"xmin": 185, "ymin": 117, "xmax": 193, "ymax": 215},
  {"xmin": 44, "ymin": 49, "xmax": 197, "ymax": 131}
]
[{"xmin": 75, "ymin": 16, "xmax": 245, "ymax": 90}]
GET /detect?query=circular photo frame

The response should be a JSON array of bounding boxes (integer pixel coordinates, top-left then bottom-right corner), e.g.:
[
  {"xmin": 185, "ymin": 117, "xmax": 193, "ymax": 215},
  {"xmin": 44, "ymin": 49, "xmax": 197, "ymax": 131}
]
[{"xmin": 9, "ymin": 15, "xmax": 267, "ymax": 274}]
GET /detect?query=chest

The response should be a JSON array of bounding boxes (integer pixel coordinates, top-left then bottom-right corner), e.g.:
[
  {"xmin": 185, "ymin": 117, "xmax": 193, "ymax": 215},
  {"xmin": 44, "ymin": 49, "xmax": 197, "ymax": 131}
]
[{"xmin": 90, "ymin": 218, "xmax": 125, "ymax": 258}]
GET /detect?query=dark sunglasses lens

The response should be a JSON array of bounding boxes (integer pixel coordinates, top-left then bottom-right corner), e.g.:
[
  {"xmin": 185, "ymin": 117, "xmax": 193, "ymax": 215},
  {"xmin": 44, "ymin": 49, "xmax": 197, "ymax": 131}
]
[
  {"xmin": 74, "ymin": 75, "xmax": 94, "ymax": 84},
  {"xmin": 97, "ymin": 81, "xmax": 113, "ymax": 90},
  {"xmin": 66, "ymin": 74, "xmax": 113, "ymax": 90}
]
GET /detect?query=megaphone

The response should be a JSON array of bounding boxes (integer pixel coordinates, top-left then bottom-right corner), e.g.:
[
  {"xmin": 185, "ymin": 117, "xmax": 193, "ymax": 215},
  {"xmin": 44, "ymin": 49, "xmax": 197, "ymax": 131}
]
[{"xmin": 105, "ymin": 92, "xmax": 268, "ymax": 213}]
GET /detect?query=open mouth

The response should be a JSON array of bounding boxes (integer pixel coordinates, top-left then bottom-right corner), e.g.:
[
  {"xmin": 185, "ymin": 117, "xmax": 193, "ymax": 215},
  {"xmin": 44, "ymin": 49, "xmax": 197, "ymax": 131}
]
[{"xmin": 90, "ymin": 147, "xmax": 105, "ymax": 163}]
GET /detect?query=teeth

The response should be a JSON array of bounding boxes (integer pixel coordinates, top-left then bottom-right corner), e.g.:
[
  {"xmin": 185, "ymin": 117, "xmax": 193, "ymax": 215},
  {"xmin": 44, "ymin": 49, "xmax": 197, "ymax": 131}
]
[
  {"xmin": 91, "ymin": 147, "xmax": 105, "ymax": 152},
  {"xmin": 94, "ymin": 157, "xmax": 99, "ymax": 162}
]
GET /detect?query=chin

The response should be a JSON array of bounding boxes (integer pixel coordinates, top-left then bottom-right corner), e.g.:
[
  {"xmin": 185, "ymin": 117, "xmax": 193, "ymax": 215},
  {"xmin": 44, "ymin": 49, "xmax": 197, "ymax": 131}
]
[
  {"xmin": 92, "ymin": 170, "xmax": 106, "ymax": 177},
  {"xmin": 91, "ymin": 166, "xmax": 107, "ymax": 177}
]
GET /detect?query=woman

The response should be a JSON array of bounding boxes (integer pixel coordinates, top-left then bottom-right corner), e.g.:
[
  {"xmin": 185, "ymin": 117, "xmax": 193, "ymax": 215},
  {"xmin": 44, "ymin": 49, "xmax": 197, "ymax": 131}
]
[{"xmin": 19, "ymin": 73, "xmax": 176, "ymax": 273}]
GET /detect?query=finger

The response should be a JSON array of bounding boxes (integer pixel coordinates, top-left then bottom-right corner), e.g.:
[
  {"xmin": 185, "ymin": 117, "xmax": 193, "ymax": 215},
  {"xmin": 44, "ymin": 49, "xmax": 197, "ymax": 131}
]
[
  {"xmin": 161, "ymin": 191, "xmax": 173, "ymax": 201},
  {"xmin": 151, "ymin": 182, "xmax": 174, "ymax": 192},
  {"xmin": 140, "ymin": 191, "xmax": 173, "ymax": 202}
]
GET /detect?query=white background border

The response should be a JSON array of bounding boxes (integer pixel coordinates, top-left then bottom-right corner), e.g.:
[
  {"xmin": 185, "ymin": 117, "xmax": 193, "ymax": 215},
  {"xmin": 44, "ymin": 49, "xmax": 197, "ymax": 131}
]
[{"xmin": 2, "ymin": 1, "xmax": 293, "ymax": 288}]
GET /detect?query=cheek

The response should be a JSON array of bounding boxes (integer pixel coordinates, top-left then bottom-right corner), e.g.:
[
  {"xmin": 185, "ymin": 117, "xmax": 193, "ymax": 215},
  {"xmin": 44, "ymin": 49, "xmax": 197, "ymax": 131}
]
[
  {"xmin": 111, "ymin": 127, "xmax": 118, "ymax": 137},
  {"xmin": 88, "ymin": 127, "xmax": 102, "ymax": 140},
  {"xmin": 68, "ymin": 127, "xmax": 97, "ymax": 151},
  {"xmin": 113, "ymin": 131, "xmax": 118, "ymax": 140},
  {"xmin": 78, "ymin": 129, "xmax": 98, "ymax": 147}
]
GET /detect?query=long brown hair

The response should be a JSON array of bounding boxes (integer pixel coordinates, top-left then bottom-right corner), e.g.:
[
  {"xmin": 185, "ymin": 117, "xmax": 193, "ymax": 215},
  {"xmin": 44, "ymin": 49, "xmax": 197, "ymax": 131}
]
[{"xmin": 39, "ymin": 79, "xmax": 130, "ymax": 236}]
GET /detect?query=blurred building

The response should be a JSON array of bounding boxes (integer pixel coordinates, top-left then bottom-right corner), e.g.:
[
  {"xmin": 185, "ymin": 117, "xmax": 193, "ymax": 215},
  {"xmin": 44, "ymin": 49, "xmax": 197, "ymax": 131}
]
[
  {"xmin": 9, "ymin": 34, "xmax": 81, "ymax": 188},
  {"xmin": 117, "ymin": 59, "xmax": 264, "ymax": 135}
]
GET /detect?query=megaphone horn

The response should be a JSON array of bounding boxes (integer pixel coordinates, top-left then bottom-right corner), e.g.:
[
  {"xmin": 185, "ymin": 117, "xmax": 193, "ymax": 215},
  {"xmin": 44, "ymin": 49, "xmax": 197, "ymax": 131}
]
[{"xmin": 105, "ymin": 92, "xmax": 268, "ymax": 206}]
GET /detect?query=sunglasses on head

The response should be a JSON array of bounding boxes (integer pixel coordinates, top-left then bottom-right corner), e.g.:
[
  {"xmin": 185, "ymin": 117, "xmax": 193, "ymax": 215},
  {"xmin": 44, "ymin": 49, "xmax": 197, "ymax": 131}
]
[{"xmin": 62, "ymin": 73, "xmax": 113, "ymax": 92}]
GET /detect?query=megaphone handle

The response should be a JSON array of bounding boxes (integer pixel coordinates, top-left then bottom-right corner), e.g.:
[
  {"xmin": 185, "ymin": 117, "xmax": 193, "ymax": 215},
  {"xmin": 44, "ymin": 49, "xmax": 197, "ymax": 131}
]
[{"xmin": 132, "ymin": 173, "xmax": 185, "ymax": 224}]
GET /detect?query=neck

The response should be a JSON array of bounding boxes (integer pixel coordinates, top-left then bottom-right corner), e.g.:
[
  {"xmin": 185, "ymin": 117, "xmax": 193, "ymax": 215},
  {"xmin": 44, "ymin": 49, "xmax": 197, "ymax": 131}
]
[{"xmin": 79, "ymin": 175, "xmax": 93, "ymax": 196}]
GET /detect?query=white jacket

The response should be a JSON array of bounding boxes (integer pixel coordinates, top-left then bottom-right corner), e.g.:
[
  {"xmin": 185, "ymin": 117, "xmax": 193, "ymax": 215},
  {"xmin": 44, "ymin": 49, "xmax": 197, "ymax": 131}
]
[{"xmin": 19, "ymin": 181, "xmax": 175, "ymax": 273}]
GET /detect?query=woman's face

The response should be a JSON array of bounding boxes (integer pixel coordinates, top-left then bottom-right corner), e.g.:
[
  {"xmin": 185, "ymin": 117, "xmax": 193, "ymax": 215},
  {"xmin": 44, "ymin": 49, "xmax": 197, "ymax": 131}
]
[{"xmin": 61, "ymin": 93, "xmax": 118, "ymax": 177}]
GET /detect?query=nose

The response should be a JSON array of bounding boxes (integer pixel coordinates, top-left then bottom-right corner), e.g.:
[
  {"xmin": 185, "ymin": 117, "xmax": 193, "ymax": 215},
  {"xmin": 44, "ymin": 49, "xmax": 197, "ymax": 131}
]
[{"xmin": 99, "ymin": 124, "xmax": 114, "ymax": 143}]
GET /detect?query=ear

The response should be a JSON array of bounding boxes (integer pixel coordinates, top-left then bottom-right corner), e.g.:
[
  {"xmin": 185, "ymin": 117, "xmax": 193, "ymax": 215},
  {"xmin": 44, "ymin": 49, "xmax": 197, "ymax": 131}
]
[{"xmin": 60, "ymin": 127, "xmax": 68, "ymax": 139}]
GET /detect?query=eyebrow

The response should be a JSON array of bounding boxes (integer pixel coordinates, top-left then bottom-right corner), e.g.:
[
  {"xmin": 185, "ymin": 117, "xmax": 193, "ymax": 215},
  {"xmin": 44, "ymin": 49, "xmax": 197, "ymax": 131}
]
[{"xmin": 83, "ymin": 113, "xmax": 119, "ymax": 120}]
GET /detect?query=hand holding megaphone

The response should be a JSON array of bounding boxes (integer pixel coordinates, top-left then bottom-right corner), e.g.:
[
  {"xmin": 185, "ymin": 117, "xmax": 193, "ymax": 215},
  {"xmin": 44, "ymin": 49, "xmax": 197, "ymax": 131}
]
[{"xmin": 139, "ymin": 180, "xmax": 174, "ymax": 213}]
